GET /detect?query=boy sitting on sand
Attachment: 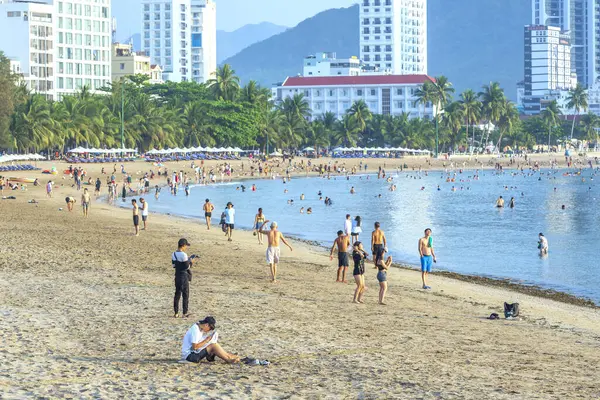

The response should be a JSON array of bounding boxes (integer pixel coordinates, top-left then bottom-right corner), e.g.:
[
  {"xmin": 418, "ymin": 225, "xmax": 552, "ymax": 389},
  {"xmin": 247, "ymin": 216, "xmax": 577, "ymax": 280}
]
[{"xmin": 180, "ymin": 316, "xmax": 240, "ymax": 364}]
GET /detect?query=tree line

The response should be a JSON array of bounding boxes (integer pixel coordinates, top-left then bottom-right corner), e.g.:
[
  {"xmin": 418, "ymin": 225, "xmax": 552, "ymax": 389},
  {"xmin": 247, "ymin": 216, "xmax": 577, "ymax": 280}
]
[{"xmin": 0, "ymin": 51, "xmax": 597, "ymax": 154}]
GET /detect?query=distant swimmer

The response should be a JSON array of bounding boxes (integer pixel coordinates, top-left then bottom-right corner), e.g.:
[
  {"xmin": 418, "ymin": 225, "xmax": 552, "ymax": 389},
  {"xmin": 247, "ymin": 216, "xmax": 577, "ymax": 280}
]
[
  {"xmin": 418, "ymin": 228, "xmax": 437, "ymax": 290},
  {"xmin": 509, "ymin": 197, "xmax": 515, "ymax": 209},
  {"xmin": 330, "ymin": 230, "xmax": 351, "ymax": 283},
  {"xmin": 496, "ymin": 196, "xmax": 505, "ymax": 208},
  {"xmin": 300, "ymin": 207, "xmax": 304, "ymax": 214},
  {"xmin": 307, "ymin": 207, "xmax": 312, "ymax": 214},
  {"xmin": 561, "ymin": 204, "xmax": 566, "ymax": 210},
  {"xmin": 300, "ymin": 193, "xmax": 305, "ymax": 200},
  {"xmin": 350, "ymin": 186, "xmax": 356, "ymax": 194},
  {"xmin": 538, "ymin": 233, "xmax": 549, "ymax": 255}
]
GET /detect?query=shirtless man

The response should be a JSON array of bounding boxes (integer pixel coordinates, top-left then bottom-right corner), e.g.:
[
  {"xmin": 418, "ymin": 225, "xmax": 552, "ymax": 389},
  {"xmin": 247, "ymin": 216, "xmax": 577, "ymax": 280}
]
[
  {"xmin": 203, "ymin": 199, "xmax": 214, "ymax": 230},
  {"xmin": 496, "ymin": 196, "xmax": 505, "ymax": 208},
  {"xmin": 259, "ymin": 220, "xmax": 293, "ymax": 283},
  {"xmin": 418, "ymin": 228, "xmax": 437, "ymax": 289},
  {"xmin": 330, "ymin": 230, "xmax": 351, "ymax": 283},
  {"xmin": 371, "ymin": 222, "xmax": 387, "ymax": 267},
  {"xmin": 81, "ymin": 188, "xmax": 91, "ymax": 217},
  {"xmin": 132, "ymin": 199, "xmax": 140, "ymax": 236}
]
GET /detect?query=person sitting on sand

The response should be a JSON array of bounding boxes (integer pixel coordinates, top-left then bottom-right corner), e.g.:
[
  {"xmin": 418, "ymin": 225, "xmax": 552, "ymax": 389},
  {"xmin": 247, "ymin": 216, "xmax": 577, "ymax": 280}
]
[
  {"xmin": 376, "ymin": 255, "xmax": 392, "ymax": 305},
  {"xmin": 181, "ymin": 316, "xmax": 240, "ymax": 364},
  {"xmin": 258, "ymin": 221, "xmax": 293, "ymax": 283}
]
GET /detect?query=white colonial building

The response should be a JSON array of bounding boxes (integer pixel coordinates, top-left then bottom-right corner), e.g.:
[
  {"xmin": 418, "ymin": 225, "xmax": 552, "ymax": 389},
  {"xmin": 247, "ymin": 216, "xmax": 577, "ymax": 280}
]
[
  {"xmin": 141, "ymin": 0, "xmax": 216, "ymax": 83},
  {"xmin": 0, "ymin": 0, "xmax": 55, "ymax": 99},
  {"xmin": 303, "ymin": 52, "xmax": 361, "ymax": 77},
  {"xmin": 359, "ymin": 0, "xmax": 427, "ymax": 74},
  {"xmin": 274, "ymin": 75, "xmax": 434, "ymax": 121}
]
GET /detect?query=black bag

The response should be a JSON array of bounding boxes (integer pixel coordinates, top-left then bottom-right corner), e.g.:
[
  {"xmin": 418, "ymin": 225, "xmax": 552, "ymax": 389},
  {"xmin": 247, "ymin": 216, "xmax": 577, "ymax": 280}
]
[{"xmin": 504, "ymin": 302, "xmax": 520, "ymax": 318}]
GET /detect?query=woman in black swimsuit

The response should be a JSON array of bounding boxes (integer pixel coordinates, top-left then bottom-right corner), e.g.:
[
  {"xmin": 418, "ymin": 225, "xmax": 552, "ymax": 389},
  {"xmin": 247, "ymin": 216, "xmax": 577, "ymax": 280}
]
[{"xmin": 352, "ymin": 242, "xmax": 369, "ymax": 304}]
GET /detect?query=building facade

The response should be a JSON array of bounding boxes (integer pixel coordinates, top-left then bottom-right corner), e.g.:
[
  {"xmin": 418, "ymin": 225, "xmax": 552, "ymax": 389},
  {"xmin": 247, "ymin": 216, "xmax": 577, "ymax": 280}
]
[
  {"xmin": 303, "ymin": 52, "xmax": 361, "ymax": 77},
  {"xmin": 359, "ymin": 0, "xmax": 427, "ymax": 75},
  {"xmin": 275, "ymin": 75, "xmax": 434, "ymax": 121},
  {"xmin": 141, "ymin": 0, "xmax": 216, "ymax": 84},
  {"xmin": 112, "ymin": 42, "xmax": 161, "ymax": 83},
  {"xmin": 532, "ymin": 0, "xmax": 600, "ymax": 88},
  {"xmin": 53, "ymin": 0, "xmax": 112, "ymax": 99},
  {"xmin": 0, "ymin": 0, "xmax": 54, "ymax": 99}
]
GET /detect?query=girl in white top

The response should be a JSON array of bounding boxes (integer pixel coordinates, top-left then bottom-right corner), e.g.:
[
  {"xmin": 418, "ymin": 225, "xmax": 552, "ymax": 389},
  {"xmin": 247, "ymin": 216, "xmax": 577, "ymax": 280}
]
[
  {"xmin": 140, "ymin": 198, "xmax": 149, "ymax": 230},
  {"xmin": 351, "ymin": 216, "xmax": 362, "ymax": 242}
]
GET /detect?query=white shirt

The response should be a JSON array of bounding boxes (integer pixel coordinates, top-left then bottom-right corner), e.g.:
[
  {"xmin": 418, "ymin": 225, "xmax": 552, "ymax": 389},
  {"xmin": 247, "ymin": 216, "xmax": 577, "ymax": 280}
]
[
  {"xmin": 181, "ymin": 324, "xmax": 219, "ymax": 359},
  {"xmin": 539, "ymin": 236, "xmax": 548, "ymax": 250},
  {"xmin": 344, "ymin": 219, "xmax": 352, "ymax": 236},
  {"xmin": 141, "ymin": 202, "xmax": 149, "ymax": 216},
  {"xmin": 225, "ymin": 208, "xmax": 235, "ymax": 224}
]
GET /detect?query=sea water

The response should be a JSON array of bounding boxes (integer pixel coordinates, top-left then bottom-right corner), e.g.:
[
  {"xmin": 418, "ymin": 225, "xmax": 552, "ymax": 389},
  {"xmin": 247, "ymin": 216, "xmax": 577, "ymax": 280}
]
[{"xmin": 142, "ymin": 169, "xmax": 600, "ymax": 304}]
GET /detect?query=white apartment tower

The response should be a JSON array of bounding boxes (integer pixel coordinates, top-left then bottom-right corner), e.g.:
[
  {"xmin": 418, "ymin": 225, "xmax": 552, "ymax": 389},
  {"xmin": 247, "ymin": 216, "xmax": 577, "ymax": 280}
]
[
  {"xmin": 0, "ymin": 0, "xmax": 55, "ymax": 99},
  {"xmin": 141, "ymin": 0, "xmax": 216, "ymax": 83},
  {"xmin": 532, "ymin": 0, "xmax": 600, "ymax": 87},
  {"xmin": 359, "ymin": 0, "xmax": 427, "ymax": 75},
  {"xmin": 54, "ymin": 0, "xmax": 112, "ymax": 99}
]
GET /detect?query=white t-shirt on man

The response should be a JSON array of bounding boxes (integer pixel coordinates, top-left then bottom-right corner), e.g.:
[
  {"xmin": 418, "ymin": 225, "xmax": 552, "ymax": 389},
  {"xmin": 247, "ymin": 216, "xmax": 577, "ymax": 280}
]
[
  {"xmin": 181, "ymin": 324, "xmax": 219, "ymax": 359},
  {"xmin": 344, "ymin": 219, "xmax": 352, "ymax": 236},
  {"xmin": 224, "ymin": 208, "xmax": 235, "ymax": 224},
  {"xmin": 142, "ymin": 202, "xmax": 149, "ymax": 216}
]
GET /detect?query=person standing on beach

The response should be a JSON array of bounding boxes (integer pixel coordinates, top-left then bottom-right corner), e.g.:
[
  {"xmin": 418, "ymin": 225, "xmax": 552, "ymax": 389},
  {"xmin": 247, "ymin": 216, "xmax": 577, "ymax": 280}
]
[
  {"xmin": 46, "ymin": 180, "xmax": 53, "ymax": 198},
  {"xmin": 94, "ymin": 178, "xmax": 101, "ymax": 196},
  {"xmin": 203, "ymin": 199, "xmax": 214, "ymax": 230},
  {"xmin": 330, "ymin": 230, "xmax": 351, "ymax": 283},
  {"xmin": 140, "ymin": 197, "xmax": 149, "ymax": 230},
  {"xmin": 258, "ymin": 220, "xmax": 293, "ymax": 283},
  {"xmin": 254, "ymin": 208, "xmax": 266, "ymax": 245},
  {"xmin": 132, "ymin": 199, "xmax": 140, "ymax": 236},
  {"xmin": 376, "ymin": 255, "xmax": 393, "ymax": 305},
  {"xmin": 172, "ymin": 238, "xmax": 194, "ymax": 318},
  {"xmin": 352, "ymin": 241, "xmax": 368, "ymax": 303},
  {"xmin": 81, "ymin": 188, "xmax": 91, "ymax": 217},
  {"xmin": 224, "ymin": 202, "xmax": 235, "ymax": 241},
  {"xmin": 371, "ymin": 222, "xmax": 387, "ymax": 267},
  {"xmin": 418, "ymin": 228, "xmax": 437, "ymax": 289},
  {"xmin": 351, "ymin": 216, "xmax": 362, "ymax": 242},
  {"xmin": 344, "ymin": 214, "xmax": 352, "ymax": 237}
]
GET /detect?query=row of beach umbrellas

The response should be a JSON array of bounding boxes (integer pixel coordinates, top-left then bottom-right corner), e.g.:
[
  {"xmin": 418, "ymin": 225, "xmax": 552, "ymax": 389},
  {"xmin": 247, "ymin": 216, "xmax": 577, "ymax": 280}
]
[
  {"xmin": 331, "ymin": 147, "xmax": 431, "ymax": 154},
  {"xmin": 68, "ymin": 147, "xmax": 138, "ymax": 154},
  {"xmin": 146, "ymin": 147, "xmax": 244, "ymax": 155},
  {"xmin": 0, "ymin": 153, "xmax": 45, "ymax": 163}
]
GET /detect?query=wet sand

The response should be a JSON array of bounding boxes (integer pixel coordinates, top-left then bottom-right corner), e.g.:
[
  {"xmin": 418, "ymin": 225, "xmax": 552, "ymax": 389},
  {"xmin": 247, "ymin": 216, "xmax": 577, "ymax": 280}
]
[{"xmin": 1, "ymin": 157, "xmax": 600, "ymax": 398}]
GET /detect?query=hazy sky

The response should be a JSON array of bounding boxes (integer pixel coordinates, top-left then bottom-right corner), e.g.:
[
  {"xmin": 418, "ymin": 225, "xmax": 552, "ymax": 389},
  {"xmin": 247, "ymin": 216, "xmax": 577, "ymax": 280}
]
[{"xmin": 113, "ymin": 0, "xmax": 356, "ymax": 39}]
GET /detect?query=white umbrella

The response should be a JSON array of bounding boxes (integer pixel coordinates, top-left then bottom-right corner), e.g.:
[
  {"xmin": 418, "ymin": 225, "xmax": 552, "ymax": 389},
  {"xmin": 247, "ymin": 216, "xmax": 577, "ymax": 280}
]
[
  {"xmin": 303, "ymin": 147, "xmax": 315, "ymax": 152},
  {"xmin": 270, "ymin": 151, "xmax": 283, "ymax": 156}
]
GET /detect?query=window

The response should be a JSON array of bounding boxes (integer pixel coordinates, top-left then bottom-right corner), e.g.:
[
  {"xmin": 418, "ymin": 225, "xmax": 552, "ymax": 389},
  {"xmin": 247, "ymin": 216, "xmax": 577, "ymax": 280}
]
[
  {"xmin": 144, "ymin": 4, "xmax": 150, "ymax": 12},
  {"xmin": 370, "ymin": 89, "xmax": 376, "ymax": 96},
  {"xmin": 363, "ymin": 45, "xmax": 369, "ymax": 52},
  {"xmin": 316, "ymin": 90, "xmax": 321, "ymax": 96},
  {"xmin": 363, "ymin": 28, "xmax": 370, "ymax": 34},
  {"xmin": 394, "ymin": 101, "xmax": 403, "ymax": 109},
  {"xmin": 357, "ymin": 89, "xmax": 363, "ymax": 96},
  {"xmin": 329, "ymin": 90, "xmax": 334, "ymax": 97},
  {"xmin": 304, "ymin": 90, "xmax": 310, "ymax": 97},
  {"xmin": 120, "ymin": 63, "xmax": 125, "ymax": 70},
  {"xmin": 396, "ymin": 88, "xmax": 403, "ymax": 95},
  {"xmin": 154, "ymin": 4, "xmax": 161, "ymax": 11}
]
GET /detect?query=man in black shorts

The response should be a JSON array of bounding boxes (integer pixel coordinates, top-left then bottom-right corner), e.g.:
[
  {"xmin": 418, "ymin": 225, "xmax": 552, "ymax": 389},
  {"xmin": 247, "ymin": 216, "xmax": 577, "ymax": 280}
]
[
  {"xmin": 203, "ymin": 199, "xmax": 214, "ymax": 230},
  {"xmin": 330, "ymin": 230, "xmax": 350, "ymax": 283},
  {"xmin": 132, "ymin": 199, "xmax": 140, "ymax": 236},
  {"xmin": 371, "ymin": 222, "xmax": 386, "ymax": 266}
]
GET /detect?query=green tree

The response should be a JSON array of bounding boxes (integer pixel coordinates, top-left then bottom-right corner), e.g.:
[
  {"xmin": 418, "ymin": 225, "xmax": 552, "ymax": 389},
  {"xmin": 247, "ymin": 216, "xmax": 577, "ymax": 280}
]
[
  {"xmin": 479, "ymin": 82, "xmax": 506, "ymax": 148},
  {"xmin": 458, "ymin": 89, "xmax": 482, "ymax": 152},
  {"xmin": 580, "ymin": 112, "xmax": 600, "ymax": 150},
  {"xmin": 541, "ymin": 100, "xmax": 562, "ymax": 151},
  {"xmin": 207, "ymin": 64, "xmax": 240, "ymax": 101},
  {"xmin": 565, "ymin": 83, "xmax": 588, "ymax": 140},
  {"xmin": 495, "ymin": 99, "xmax": 519, "ymax": 151},
  {"xmin": 347, "ymin": 99, "xmax": 372, "ymax": 136},
  {"xmin": 441, "ymin": 101, "xmax": 464, "ymax": 152},
  {"xmin": 414, "ymin": 80, "xmax": 436, "ymax": 118}
]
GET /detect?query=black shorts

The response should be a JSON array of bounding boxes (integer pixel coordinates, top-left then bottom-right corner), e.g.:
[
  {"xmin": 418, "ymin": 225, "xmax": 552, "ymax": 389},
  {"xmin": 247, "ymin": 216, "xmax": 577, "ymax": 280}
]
[
  {"xmin": 142, "ymin": 215, "xmax": 147, "ymax": 222},
  {"xmin": 133, "ymin": 215, "xmax": 139, "ymax": 226},
  {"xmin": 338, "ymin": 252, "xmax": 349, "ymax": 267},
  {"xmin": 205, "ymin": 212, "xmax": 212, "ymax": 218},
  {"xmin": 186, "ymin": 348, "xmax": 216, "ymax": 363},
  {"xmin": 353, "ymin": 265, "xmax": 365, "ymax": 276},
  {"xmin": 227, "ymin": 223, "xmax": 234, "ymax": 230},
  {"xmin": 373, "ymin": 244, "xmax": 384, "ymax": 264}
]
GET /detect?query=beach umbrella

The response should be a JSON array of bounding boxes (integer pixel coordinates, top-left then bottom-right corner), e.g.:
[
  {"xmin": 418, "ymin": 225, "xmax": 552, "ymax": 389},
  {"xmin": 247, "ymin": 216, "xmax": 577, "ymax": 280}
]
[
  {"xmin": 270, "ymin": 151, "xmax": 283, "ymax": 156},
  {"xmin": 233, "ymin": 147, "xmax": 242, "ymax": 152},
  {"xmin": 303, "ymin": 147, "xmax": 315, "ymax": 152}
]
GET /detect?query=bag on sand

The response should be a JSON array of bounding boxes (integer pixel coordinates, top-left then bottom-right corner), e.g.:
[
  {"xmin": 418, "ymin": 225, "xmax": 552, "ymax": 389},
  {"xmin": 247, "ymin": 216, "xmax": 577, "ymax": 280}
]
[{"xmin": 504, "ymin": 302, "xmax": 520, "ymax": 318}]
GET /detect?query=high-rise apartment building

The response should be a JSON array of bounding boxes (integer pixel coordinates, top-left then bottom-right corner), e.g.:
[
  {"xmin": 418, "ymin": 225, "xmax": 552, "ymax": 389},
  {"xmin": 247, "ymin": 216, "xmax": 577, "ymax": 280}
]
[
  {"xmin": 359, "ymin": 0, "xmax": 427, "ymax": 75},
  {"xmin": 53, "ymin": 0, "xmax": 112, "ymax": 99},
  {"xmin": 141, "ymin": 0, "xmax": 216, "ymax": 84},
  {"xmin": 0, "ymin": 0, "xmax": 55, "ymax": 99},
  {"xmin": 532, "ymin": 0, "xmax": 600, "ymax": 87}
]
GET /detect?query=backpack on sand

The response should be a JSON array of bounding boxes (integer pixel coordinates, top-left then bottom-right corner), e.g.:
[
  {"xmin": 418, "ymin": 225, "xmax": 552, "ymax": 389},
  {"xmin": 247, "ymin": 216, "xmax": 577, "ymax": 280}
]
[{"xmin": 504, "ymin": 302, "xmax": 520, "ymax": 318}]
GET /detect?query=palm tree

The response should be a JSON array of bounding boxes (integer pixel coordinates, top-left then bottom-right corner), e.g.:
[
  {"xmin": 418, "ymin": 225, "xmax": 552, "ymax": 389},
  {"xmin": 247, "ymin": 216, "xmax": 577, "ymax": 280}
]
[
  {"xmin": 10, "ymin": 94, "xmax": 55, "ymax": 151},
  {"xmin": 495, "ymin": 99, "xmax": 519, "ymax": 151},
  {"xmin": 206, "ymin": 64, "xmax": 240, "ymax": 101},
  {"xmin": 541, "ymin": 100, "xmax": 562, "ymax": 152},
  {"xmin": 431, "ymin": 76, "xmax": 455, "ymax": 111},
  {"xmin": 347, "ymin": 100, "xmax": 372, "ymax": 135},
  {"xmin": 240, "ymin": 80, "xmax": 271, "ymax": 105},
  {"xmin": 580, "ymin": 112, "xmax": 600, "ymax": 150},
  {"xmin": 414, "ymin": 80, "xmax": 436, "ymax": 118},
  {"xmin": 479, "ymin": 82, "xmax": 506, "ymax": 148},
  {"xmin": 280, "ymin": 93, "xmax": 311, "ymax": 122},
  {"xmin": 334, "ymin": 114, "xmax": 359, "ymax": 147},
  {"xmin": 257, "ymin": 109, "xmax": 283, "ymax": 153},
  {"xmin": 385, "ymin": 112, "xmax": 409, "ymax": 146},
  {"xmin": 459, "ymin": 89, "xmax": 482, "ymax": 153},
  {"xmin": 565, "ymin": 83, "xmax": 588, "ymax": 140},
  {"xmin": 441, "ymin": 101, "xmax": 464, "ymax": 153}
]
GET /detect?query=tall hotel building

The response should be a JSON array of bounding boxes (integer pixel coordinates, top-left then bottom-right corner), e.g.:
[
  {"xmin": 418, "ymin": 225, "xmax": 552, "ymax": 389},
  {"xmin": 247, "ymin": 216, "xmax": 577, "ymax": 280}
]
[
  {"xmin": 532, "ymin": 0, "xmax": 600, "ymax": 87},
  {"xmin": 54, "ymin": 0, "xmax": 112, "ymax": 99},
  {"xmin": 141, "ymin": 0, "xmax": 216, "ymax": 83},
  {"xmin": 359, "ymin": 0, "xmax": 427, "ymax": 74}
]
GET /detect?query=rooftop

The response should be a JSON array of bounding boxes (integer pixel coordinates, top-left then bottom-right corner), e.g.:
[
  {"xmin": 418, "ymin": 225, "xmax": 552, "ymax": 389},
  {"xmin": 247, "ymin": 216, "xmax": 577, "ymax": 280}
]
[{"xmin": 282, "ymin": 75, "xmax": 435, "ymax": 87}]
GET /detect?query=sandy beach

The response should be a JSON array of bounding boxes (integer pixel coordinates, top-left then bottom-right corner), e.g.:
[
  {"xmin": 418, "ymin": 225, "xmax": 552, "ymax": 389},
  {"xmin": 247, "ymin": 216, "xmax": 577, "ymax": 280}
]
[{"xmin": 1, "ymin": 156, "xmax": 600, "ymax": 399}]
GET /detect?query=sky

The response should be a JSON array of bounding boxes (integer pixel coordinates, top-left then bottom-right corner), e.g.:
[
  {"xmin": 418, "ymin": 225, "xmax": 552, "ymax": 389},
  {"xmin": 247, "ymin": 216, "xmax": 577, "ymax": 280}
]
[{"xmin": 113, "ymin": 0, "xmax": 356, "ymax": 39}]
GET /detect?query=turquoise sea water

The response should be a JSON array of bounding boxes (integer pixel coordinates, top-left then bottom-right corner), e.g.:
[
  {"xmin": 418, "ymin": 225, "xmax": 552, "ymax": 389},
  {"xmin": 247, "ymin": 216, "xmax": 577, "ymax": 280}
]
[{"xmin": 140, "ymin": 168, "xmax": 600, "ymax": 304}]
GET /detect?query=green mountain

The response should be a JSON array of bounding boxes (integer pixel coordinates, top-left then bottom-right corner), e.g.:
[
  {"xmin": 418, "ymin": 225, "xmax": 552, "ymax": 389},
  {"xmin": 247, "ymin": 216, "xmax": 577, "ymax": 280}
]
[
  {"xmin": 222, "ymin": 1, "xmax": 530, "ymax": 100},
  {"xmin": 217, "ymin": 22, "xmax": 289, "ymax": 63}
]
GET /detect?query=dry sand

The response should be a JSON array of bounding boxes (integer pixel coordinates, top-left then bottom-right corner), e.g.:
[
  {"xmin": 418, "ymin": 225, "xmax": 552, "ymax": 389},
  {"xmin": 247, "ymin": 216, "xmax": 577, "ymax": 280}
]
[{"xmin": 1, "ymin": 157, "xmax": 600, "ymax": 399}]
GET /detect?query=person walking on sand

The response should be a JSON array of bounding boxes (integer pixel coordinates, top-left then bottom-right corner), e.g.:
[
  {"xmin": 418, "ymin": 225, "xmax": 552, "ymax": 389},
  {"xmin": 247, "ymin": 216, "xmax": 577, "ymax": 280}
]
[
  {"xmin": 46, "ymin": 180, "xmax": 53, "ymax": 198},
  {"xmin": 258, "ymin": 221, "xmax": 293, "ymax": 283},
  {"xmin": 344, "ymin": 214, "xmax": 352, "ymax": 237},
  {"xmin": 253, "ymin": 208, "xmax": 266, "ymax": 245},
  {"xmin": 172, "ymin": 238, "xmax": 195, "ymax": 318},
  {"xmin": 132, "ymin": 199, "xmax": 140, "ymax": 236},
  {"xmin": 418, "ymin": 228, "xmax": 437, "ymax": 289},
  {"xmin": 224, "ymin": 202, "xmax": 235, "ymax": 241},
  {"xmin": 180, "ymin": 316, "xmax": 240, "ymax": 364},
  {"xmin": 352, "ymin": 241, "xmax": 369, "ymax": 303},
  {"xmin": 330, "ymin": 230, "xmax": 351, "ymax": 283},
  {"xmin": 81, "ymin": 188, "xmax": 91, "ymax": 217},
  {"xmin": 203, "ymin": 199, "xmax": 214, "ymax": 230},
  {"xmin": 94, "ymin": 178, "xmax": 101, "ymax": 196},
  {"xmin": 140, "ymin": 197, "xmax": 149, "ymax": 230},
  {"xmin": 371, "ymin": 222, "xmax": 387, "ymax": 267},
  {"xmin": 376, "ymin": 254, "xmax": 393, "ymax": 305}
]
